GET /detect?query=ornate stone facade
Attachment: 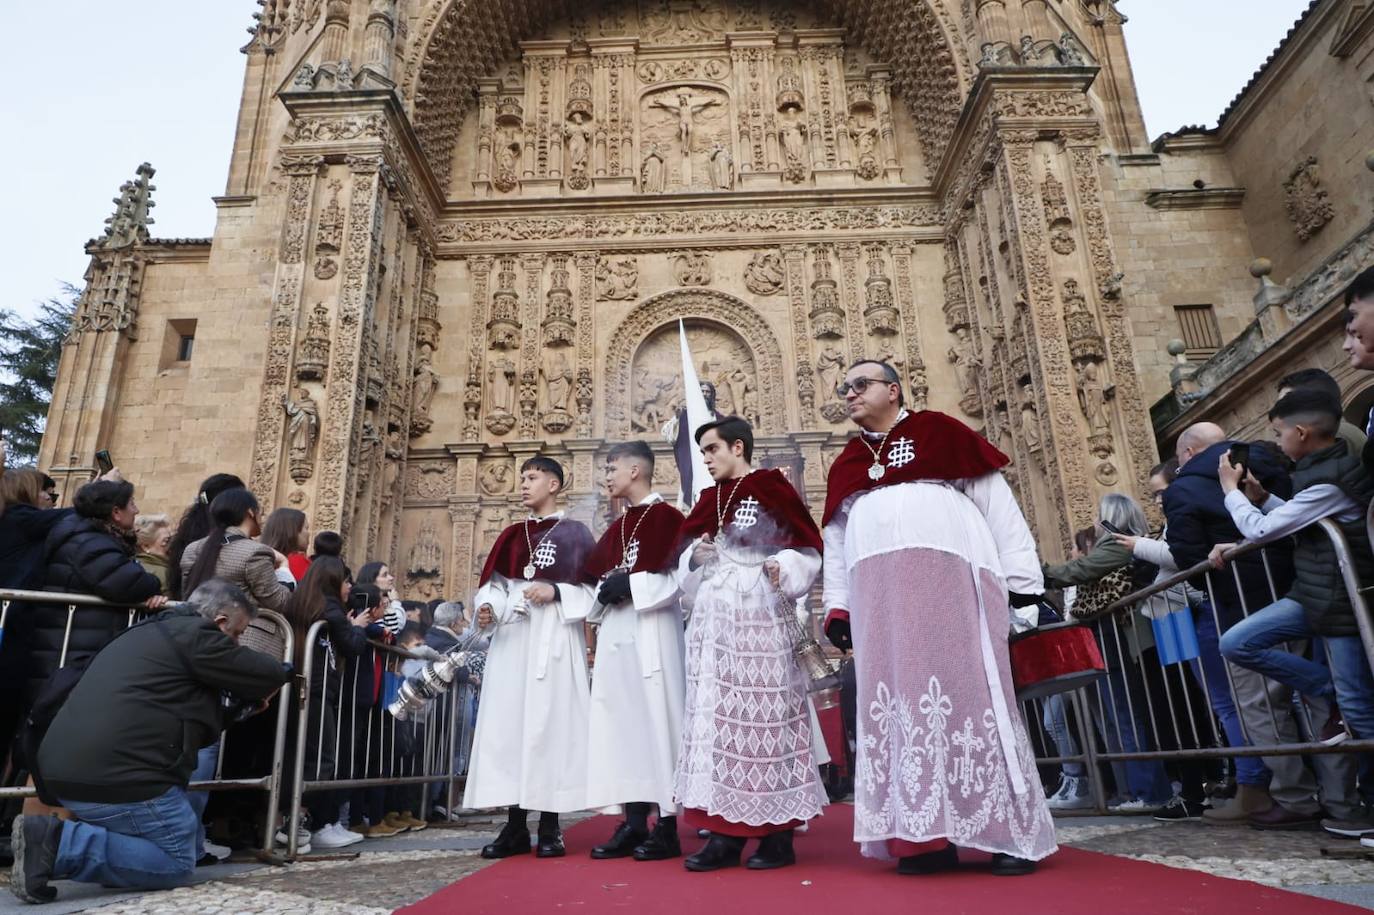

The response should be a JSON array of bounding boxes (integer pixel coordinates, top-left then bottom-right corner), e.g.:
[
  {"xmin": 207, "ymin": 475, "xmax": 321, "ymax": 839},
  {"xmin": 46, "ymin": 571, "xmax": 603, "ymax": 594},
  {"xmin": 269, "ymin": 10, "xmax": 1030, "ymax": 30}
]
[{"xmin": 51, "ymin": 0, "xmax": 1273, "ymax": 596}]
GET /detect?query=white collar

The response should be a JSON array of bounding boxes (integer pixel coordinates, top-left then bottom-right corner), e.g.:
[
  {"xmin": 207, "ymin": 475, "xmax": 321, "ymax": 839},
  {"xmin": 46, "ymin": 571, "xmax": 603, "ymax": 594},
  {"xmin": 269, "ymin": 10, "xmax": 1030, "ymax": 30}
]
[
  {"xmin": 860, "ymin": 409, "xmax": 910, "ymax": 439},
  {"xmin": 636, "ymin": 492, "xmax": 665, "ymax": 507},
  {"xmin": 527, "ymin": 509, "xmax": 566, "ymax": 522}
]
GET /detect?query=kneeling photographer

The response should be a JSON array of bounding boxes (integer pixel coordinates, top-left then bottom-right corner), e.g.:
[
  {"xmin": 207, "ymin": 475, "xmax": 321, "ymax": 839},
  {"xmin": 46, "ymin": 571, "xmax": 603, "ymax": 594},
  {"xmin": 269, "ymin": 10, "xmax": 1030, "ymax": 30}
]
[{"xmin": 11, "ymin": 580, "xmax": 292, "ymax": 904}]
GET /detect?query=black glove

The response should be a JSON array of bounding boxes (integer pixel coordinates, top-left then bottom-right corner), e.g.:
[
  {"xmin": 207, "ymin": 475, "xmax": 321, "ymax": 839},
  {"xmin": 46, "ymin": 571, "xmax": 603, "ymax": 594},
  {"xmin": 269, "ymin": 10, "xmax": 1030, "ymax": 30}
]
[
  {"xmin": 824, "ymin": 616, "xmax": 853, "ymax": 653},
  {"xmin": 597, "ymin": 571, "xmax": 632, "ymax": 606},
  {"xmin": 1008, "ymin": 591, "xmax": 1043, "ymax": 609}
]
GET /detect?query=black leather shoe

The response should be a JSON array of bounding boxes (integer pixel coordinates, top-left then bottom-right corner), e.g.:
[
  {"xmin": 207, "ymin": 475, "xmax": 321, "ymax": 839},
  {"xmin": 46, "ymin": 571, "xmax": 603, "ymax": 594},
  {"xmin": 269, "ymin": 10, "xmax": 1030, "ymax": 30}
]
[
  {"xmin": 536, "ymin": 830, "xmax": 566, "ymax": 858},
  {"xmin": 896, "ymin": 843, "xmax": 959, "ymax": 875},
  {"xmin": 591, "ymin": 820, "xmax": 648, "ymax": 859},
  {"xmin": 745, "ymin": 830, "xmax": 795, "ymax": 870},
  {"xmin": 684, "ymin": 834, "xmax": 745, "ymax": 872},
  {"xmin": 633, "ymin": 821, "xmax": 683, "ymax": 861},
  {"xmin": 990, "ymin": 853, "xmax": 1036, "ymax": 876},
  {"xmin": 480, "ymin": 823, "xmax": 531, "ymax": 859}
]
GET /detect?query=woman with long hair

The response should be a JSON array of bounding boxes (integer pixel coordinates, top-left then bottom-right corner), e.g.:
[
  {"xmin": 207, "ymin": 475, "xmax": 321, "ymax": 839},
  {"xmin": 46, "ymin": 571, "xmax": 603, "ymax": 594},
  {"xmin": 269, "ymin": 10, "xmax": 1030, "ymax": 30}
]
[
  {"xmin": 356, "ymin": 561, "xmax": 404, "ymax": 634},
  {"xmin": 285, "ymin": 556, "xmax": 371, "ymax": 849},
  {"xmin": 261, "ymin": 508, "xmax": 310, "ymax": 582},
  {"xmin": 167, "ymin": 473, "xmax": 244, "ymax": 599},
  {"xmin": 180, "ymin": 488, "xmax": 292, "ymax": 610}
]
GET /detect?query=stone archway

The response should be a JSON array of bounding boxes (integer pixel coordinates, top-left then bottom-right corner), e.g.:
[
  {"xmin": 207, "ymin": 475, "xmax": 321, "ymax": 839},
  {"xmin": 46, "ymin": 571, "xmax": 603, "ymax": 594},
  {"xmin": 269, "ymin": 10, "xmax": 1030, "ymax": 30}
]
[
  {"xmin": 604, "ymin": 288, "xmax": 787, "ymax": 437},
  {"xmin": 404, "ymin": 0, "xmax": 969, "ymax": 187}
]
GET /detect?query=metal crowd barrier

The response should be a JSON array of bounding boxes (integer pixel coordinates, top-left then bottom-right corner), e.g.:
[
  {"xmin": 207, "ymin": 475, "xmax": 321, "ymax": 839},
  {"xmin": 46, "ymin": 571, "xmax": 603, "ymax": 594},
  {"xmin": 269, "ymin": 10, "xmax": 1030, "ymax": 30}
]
[
  {"xmin": 0, "ymin": 589, "xmax": 295, "ymax": 857},
  {"xmin": 285, "ymin": 623, "xmax": 477, "ymax": 857},
  {"xmin": 1024, "ymin": 518, "xmax": 1374, "ymax": 815}
]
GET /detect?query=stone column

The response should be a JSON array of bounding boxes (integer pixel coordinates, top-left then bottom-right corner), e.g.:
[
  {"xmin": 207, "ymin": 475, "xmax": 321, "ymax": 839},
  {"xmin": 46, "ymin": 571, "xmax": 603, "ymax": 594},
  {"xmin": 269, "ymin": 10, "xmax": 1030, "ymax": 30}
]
[
  {"xmin": 463, "ymin": 256, "xmax": 493, "ymax": 442},
  {"xmin": 321, "ymin": 0, "xmax": 350, "ymax": 62},
  {"xmin": 976, "ymin": 0, "xmax": 1013, "ymax": 47},
  {"xmin": 313, "ymin": 154, "xmax": 387, "ymax": 542},
  {"xmin": 890, "ymin": 243, "xmax": 929, "ymax": 410},
  {"xmin": 362, "ymin": 0, "xmax": 396, "ymax": 79},
  {"xmin": 836, "ymin": 243, "xmax": 865, "ymax": 363},
  {"xmin": 1020, "ymin": 0, "xmax": 1053, "ymax": 42},
  {"xmin": 518, "ymin": 254, "xmax": 546, "ymax": 439},
  {"xmin": 781, "ymin": 244, "xmax": 815, "ymax": 430},
  {"xmin": 246, "ymin": 154, "xmax": 324, "ymax": 511},
  {"xmin": 573, "ymin": 251, "xmax": 598, "ymax": 437}
]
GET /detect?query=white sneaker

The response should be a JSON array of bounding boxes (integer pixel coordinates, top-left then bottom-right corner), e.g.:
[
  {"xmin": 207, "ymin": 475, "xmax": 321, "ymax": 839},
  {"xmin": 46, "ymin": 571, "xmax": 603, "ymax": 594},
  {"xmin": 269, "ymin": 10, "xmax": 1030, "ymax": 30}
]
[
  {"xmin": 332, "ymin": 823, "xmax": 366, "ymax": 846},
  {"xmin": 1046, "ymin": 777, "xmax": 1072, "ymax": 804},
  {"xmin": 1111, "ymin": 798, "xmax": 1162, "ymax": 814},
  {"xmin": 1361, "ymin": 835, "xmax": 1374, "ymax": 849},
  {"xmin": 275, "ymin": 825, "xmax": 311, "ymax": 847},
  {"xmin": 203, "ymin": 840, "xmax": 231, "ymax": 861},
  {"xmin": 312, "ymin": 824, "xmax": 353, "ymax": 849}
]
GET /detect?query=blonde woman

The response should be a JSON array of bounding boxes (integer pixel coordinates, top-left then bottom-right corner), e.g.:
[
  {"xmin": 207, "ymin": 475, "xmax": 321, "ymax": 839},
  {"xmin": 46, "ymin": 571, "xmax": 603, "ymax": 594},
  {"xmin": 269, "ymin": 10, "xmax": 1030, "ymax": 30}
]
[{"xmin": 134, "ymin": 513, "xmax": 173, "ymax": 594}]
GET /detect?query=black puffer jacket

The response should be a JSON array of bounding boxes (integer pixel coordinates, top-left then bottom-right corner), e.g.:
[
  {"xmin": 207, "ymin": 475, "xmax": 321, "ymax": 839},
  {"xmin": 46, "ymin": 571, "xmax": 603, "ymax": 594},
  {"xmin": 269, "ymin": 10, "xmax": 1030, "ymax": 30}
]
[{"xmin": 21, "ymin": 513, "xmax": 161, "ymax": 703}]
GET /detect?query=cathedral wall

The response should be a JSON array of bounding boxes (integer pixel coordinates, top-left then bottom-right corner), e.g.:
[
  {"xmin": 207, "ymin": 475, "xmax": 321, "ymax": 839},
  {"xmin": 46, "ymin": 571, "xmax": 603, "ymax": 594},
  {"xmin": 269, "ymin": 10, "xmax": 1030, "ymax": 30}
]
[
  {"xmin": 1217, "ymin": 6, "xmax": 1374, "ymax": 285},
  {"xmin": 1100, "ymin": 150, "xmax": 1259, "ymax": 402}
]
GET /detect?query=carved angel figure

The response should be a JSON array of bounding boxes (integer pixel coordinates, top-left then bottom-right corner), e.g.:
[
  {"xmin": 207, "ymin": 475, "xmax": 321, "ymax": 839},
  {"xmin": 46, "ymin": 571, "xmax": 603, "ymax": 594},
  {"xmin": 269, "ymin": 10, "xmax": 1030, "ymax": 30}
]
[{"xmin": 743, "ymin": 251, "xmax": 784, "ymax": 295}]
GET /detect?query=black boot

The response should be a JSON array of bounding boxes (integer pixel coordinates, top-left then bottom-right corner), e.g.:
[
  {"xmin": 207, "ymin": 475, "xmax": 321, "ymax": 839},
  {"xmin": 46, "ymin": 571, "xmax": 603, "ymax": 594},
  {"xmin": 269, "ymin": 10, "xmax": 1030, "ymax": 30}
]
[
  {"xmin": 480, "ymin": 822, "xmax": 531, "ymax": 859},
  {"xmin": 9, "ymin": 814, "xmax": 62, "ymax": 903},
  {"xmin": 745, "ymin": 829, "xmax": 795, "ymax": 870},
  {"xmin": 684, "ymin": 833, "xmax": 745, "ymax": 872},
  {"xmin": 990, "ymin": 853, "xmax": 1036, "ymax": 876},
  {"xmin": 633, "ymin": 818, "xmax": 682, "ymax": 861},
  {"xmin": 536, "ymin": 812, "xmax": 565, "ymax": 858},
  {"xmin": 897, "ymin": 843, "xmax": 959, "ymax": 875},
  {"xmin": 591, "ymin": 820, "xmax": 649, "ymax": 859}
]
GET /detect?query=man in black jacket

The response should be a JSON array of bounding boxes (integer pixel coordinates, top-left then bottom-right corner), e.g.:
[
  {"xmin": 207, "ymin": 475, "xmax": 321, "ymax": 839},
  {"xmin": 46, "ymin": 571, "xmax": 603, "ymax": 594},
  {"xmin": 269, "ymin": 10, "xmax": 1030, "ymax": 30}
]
[
  {"xmin": 1164, "ymin": 422, "xmax": 1358, "ymax": 829},
  {"xmin": 10, "ymin": 580, "xmax": 292, "ymax": 903}
]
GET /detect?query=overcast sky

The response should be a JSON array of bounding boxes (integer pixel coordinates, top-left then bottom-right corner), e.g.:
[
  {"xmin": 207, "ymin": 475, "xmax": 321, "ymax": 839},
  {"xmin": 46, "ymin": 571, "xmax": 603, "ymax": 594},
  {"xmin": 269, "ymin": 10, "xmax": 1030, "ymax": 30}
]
[{"xmin": 0, "ymin": 0, "xmax": 1315, "ymax": 322}]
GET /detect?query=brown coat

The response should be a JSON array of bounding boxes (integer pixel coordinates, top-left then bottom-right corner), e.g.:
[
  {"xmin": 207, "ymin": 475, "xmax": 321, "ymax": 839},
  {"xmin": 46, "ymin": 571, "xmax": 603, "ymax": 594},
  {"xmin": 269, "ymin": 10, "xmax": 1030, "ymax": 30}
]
[{"xmin": 180, "ymin": 526, "xmax": 292, "ymax": 611}]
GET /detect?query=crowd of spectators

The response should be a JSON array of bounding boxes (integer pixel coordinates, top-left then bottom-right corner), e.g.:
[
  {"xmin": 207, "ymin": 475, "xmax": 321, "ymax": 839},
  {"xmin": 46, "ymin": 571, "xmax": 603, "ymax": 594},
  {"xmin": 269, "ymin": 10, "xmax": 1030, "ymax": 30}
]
[{"xmin": 0, "ymin": 464, "xmax": 483, "ymax": 902}]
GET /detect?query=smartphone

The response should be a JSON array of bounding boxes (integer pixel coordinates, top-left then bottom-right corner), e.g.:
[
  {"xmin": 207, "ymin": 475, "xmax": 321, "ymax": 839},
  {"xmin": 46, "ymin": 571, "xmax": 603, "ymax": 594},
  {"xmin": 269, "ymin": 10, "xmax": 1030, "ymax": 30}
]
[
  {"xmin": 349, "ymin": 589, "xmax": 372, "ymax": 616},
  {"xmin": 1099, "ymin": 519, "xmax": 1122, "ymax": 535},
  {"xmin": 95, "ymin": 449, "xmax": 114, "ymax": 475},
  {"xmin": 1228, "ymin": 442, "xmax": 1250, "ymax": 475}
]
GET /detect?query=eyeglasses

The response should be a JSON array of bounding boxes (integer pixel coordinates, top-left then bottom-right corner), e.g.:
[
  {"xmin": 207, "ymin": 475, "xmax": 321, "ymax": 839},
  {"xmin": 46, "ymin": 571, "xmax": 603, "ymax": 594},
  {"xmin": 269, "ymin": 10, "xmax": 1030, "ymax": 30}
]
[{"xmin": 837, "ymin": 376, "xmax": 895, "ymax": 397}]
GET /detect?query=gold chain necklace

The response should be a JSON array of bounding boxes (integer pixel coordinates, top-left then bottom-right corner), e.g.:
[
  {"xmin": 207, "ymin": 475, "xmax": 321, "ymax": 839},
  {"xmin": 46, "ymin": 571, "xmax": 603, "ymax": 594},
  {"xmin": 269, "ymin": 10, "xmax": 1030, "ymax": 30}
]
[
  {"xmin": 714, "ymin": 472, "xmax": 751, "ymax": 532},
  {"xmin": 521, "ymin": 515, "xmax": 564, "ymax": 580},
  {"xmin": 859, "ymin": 414, "xmax": 903, "ymax": 481}
]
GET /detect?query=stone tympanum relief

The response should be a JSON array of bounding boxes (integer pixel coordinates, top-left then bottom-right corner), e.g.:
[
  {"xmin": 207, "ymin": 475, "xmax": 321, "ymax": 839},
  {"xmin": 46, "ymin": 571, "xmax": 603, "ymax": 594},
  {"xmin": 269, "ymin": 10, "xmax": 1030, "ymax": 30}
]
[{"xmin": 630, "ymin": 320, "xmax": 758, "ymax": 430}]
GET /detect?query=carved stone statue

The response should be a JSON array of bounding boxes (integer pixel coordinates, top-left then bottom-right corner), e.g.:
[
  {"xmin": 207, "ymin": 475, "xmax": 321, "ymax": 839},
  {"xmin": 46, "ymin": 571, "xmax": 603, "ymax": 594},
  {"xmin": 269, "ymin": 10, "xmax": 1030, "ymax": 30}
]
[
  {"xmin": 406, "ymin": 517, "xmax": 444, "ymax": 601},
  {"xmin": 1020, "ymin": 382, "xmax": 1042, "ymax": 451},
  {"xmin": 410, "ymin": 349, "xmax": 438, "ymax": 436},
  {"xmin": 816, "ymin": 344, "xmax": 845, "ymax": 399},
  {"xmin": 708, "ymin": 141, "xmax": 734, "ymax": 190},
  {"xmin": 743, "ymin": 251, "xmax": 785, "ymax": 296},
  {"xmin": 563, "ymin": 111, "xmax": 592, "ymax": 186},
  {"xmin": 542, "ymin": 350, "xmax": 574, "ymax": 412},
  {"xmin": 674, "ymin": 252, "xmax": 712, "ymax": 287},
  {"xmin": 479, "ymin": 460, "xmax": 515, "ymax": 495},
  {"xmin": 947, "ymin": 326, "xmax": 981, "ymax": 398},
  {"xmin": 632, "ymin": 369, "xmax": 677, "ymax": 432},
  {"xmin": 1075, "ymin": 360, "xmax": 1111, "ymax": 437},
  {"xmin": 779, "ymin": 115, "xmax": 809, "ymax": 182},
  {"xmin": 283, "ymin": 388, "xmax": 319, "ymax": 483},
  {"xmin": 649, "ymin": 90, "xmax": 721, "ymax": 150},
  {"xmin": 596, "ymin": 256, "xmax": 639, "ymax": 300},
  {"xmin": 641, "ymin": 144, "xmax": 666, "ymax": 193},
  {"xmin": 722, "ymin": 365, "xmax": 750, "ymax": 416},
  {"xmin": 488, "ymin": 356, "xmax": 517, "ymax": 414}
]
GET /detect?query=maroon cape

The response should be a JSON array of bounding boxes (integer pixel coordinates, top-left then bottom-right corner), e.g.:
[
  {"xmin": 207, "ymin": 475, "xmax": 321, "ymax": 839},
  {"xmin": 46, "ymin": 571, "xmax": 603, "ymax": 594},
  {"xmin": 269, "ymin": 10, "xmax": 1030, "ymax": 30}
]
[
  {"xmin": 479, "ymin": 516, "xmax": 597, "ymax": 586},
  {"xmin": 584, "ymin": 500, "xmax": 687, "ymax": 580},
  {"xmin": 681, "ymin": 467, "xmax": 823, "ymax": 553},
  {"xmin": 821, "ymin": 409, "xmax": 1009, "ymax": 526}
]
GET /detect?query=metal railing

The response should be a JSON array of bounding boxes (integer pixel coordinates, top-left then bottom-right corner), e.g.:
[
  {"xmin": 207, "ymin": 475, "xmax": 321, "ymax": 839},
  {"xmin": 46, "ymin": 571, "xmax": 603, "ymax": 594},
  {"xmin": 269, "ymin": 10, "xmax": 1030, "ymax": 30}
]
[
  {"xmin": 1026, "ymin": 517, "xmax": 1374, "ymax": 815},
  {"xmin": 285, "ymin": 621, "xmax": 476, "ymax": 856},
  {"xmin": 0, "ymin": 588, "xmax": 295, "ymax": 857}
]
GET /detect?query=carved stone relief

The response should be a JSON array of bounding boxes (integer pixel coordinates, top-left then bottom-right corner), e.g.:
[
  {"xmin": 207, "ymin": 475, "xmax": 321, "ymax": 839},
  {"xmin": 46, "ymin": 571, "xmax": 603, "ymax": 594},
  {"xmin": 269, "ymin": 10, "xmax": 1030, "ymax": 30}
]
[
  {"xmin": 642, "ymin": 86, "xmax": 730, "ymax": 191},
  {"xmin": 596, "ymin": 256, "xmax": 639, "ymax": 300},
  {"xmin": 673, "ymin": 252, "xmax": 713, "ymax": 286},
  {"xmin": 478, "ymin": 459, "xmax": 515, "ymax": 495},
  {"xmin": 744, "ymin": 250, "xmax": 784, "ymax": 296},
  {"xmin": 296, "ymin": 302, "xmax": 332, "ymax": 382},
  {"xmin": 1284, "ymin": 156, "xmax": 1335, "ymax": 242},
  {"xmin": 405, "ymin": 516, "xmax": 445, "ymax": 601}
]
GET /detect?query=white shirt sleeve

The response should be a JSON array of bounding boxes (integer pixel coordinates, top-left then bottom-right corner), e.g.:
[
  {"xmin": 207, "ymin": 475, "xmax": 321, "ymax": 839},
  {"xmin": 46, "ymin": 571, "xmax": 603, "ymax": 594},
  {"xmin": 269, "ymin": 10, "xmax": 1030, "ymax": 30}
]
[
  {"xmin": 821, "ymin": 513, "xmax": 850, "ymax": 612},
  {"xmin": 628, "ymin": 570, "xmax": 681, "ymax": 613},
  {"xmin": 474, "ymin": 574, "xmax": 514, "ymax": 623},
  {"xmin": 1223, "ymin": 484, "xmax": 1358, "ymax": 544},
  {"xmin": 773, "ymin": 547, "xmax": 822, "ymax": 601},
  {"xmin": 1131, "ymin": 536, "xmax": 1178, "ymax": 573},
  {"xmin": 675, "ymin": 538, "xmax": 706, "ymax": 610},
  {"xmin": 958, "ymin": 472, "xmax": 1044, "ymax": 595},
  {"xmin": 555, "ymin": 582, "xmax": 597, "ymax": 623}
]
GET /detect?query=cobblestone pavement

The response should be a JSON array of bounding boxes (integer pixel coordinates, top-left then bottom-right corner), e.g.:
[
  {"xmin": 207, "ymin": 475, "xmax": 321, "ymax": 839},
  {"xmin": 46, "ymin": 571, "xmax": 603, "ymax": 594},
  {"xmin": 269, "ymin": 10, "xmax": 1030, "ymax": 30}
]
[{"xmin": 3, "ymin": 814, "xmax": 1373, "ymax": 913}]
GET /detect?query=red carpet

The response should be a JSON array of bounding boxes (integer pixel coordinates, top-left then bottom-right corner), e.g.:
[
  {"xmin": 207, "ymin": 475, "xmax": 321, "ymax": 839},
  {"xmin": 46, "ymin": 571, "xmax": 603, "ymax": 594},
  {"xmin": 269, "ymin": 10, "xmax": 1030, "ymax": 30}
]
[{"xmin": 400, "ymin": 807, "xmax": 1366, "ymax": 915}]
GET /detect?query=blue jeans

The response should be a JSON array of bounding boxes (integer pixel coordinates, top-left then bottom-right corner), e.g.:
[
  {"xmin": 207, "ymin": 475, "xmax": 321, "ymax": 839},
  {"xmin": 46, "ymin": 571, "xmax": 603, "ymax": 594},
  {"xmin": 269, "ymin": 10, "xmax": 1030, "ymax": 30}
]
[
  {"xmin": 1042, "ymin": 694, "xmax": 1086, "ymax": 778},
  {"xmin": 188, "ymin": 741, "xmax": 220, "ymax": 856},
  {"xmin": 1220, "ymin": 597, "xmax": 1374, "ymax": 741},
  {"xmin": 1193, "ymin": 606, "xmax": 1270, "ymax": 786},
  {"xmin": 54, "ymin": 787, "xmax": 198, "ymax": 890}
]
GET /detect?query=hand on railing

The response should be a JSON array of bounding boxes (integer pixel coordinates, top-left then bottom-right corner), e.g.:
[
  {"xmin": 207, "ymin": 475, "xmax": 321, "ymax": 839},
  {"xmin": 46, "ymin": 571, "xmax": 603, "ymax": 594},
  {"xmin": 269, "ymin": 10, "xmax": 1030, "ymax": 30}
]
[
  {"xmin": 145, "ymin": 595, "xmax": 168, "ymax": 610},
  {"xmin": 1208, "ymin": 542, "xmax": 1237, "ymax": 570}
]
